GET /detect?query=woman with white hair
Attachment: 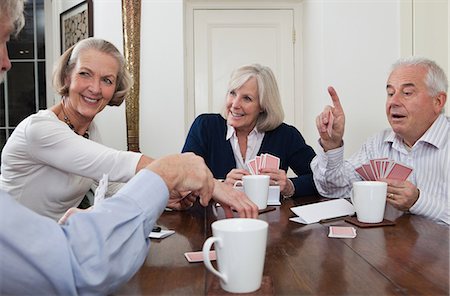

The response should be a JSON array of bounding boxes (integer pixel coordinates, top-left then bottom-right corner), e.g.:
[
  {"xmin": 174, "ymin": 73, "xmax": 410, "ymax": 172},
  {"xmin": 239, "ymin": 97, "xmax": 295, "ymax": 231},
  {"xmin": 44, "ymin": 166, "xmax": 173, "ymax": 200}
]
[{"xmin": 182, "ymin": 64, "xmax": 318, "ymax": 198}]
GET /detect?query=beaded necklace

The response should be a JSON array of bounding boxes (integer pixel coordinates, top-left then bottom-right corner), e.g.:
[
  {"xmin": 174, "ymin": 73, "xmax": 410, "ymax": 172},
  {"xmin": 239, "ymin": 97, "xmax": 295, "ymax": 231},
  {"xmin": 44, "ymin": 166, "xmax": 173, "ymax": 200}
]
[{"xmin": 60, "ymin": 100, "xmax": 89, "ymax": 139}]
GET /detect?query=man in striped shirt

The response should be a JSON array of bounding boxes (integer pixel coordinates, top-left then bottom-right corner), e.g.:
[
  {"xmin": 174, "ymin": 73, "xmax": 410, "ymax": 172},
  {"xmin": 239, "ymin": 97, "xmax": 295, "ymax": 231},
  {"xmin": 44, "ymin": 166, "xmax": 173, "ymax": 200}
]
[{"xmin": 312, "ymin": 57, "xmax": 448, "ymax": 225}]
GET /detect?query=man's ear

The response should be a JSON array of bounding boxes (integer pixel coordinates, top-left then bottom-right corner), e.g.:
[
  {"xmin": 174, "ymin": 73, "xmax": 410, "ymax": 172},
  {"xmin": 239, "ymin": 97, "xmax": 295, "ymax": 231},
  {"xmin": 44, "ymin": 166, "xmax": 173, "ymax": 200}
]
[{"xmin": 434, "ymin": 92, "xmax": 447, "ymax": 113}]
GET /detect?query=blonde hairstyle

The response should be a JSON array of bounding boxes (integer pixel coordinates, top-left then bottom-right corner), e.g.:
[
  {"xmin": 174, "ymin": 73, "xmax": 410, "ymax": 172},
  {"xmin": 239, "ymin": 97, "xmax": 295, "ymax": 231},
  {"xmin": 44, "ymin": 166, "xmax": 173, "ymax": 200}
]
[
  {"xmin": 0, "ymin": 0, "xmax": 25, "ymax": 37},
  {"xmin": 52, "ymin": 37, "xmax": 132, "ymax": 106},
  {"xmin": 221, "ymin": 64, "xmax": 284, "ymax": 132}
]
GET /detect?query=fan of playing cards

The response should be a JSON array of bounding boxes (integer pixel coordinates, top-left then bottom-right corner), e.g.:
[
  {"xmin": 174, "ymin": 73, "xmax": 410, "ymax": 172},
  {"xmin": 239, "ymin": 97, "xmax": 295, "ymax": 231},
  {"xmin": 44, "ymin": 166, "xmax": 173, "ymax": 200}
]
[
  {"xmin": 355, "ymin": 158, "xmax": 413, "ymax": 181},
  {"xmin": 247, "ymin": 153, "xmax": 280, "ymax": 175}
]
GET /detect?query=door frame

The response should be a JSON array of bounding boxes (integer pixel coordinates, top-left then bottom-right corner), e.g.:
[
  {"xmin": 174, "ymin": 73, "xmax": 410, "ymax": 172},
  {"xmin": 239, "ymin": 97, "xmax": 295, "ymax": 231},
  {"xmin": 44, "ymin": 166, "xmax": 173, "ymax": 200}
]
[{"xmin": 184, "ymin": 0, "xmax": 304, "ymax": 133}]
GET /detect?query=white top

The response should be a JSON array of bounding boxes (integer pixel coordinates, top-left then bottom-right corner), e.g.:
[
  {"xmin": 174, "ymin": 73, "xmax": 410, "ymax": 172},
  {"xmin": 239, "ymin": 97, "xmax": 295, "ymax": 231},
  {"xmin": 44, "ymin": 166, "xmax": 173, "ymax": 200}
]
[
  {"xmin": 226, "ymin": 125, "xmax": 264, "ymax": 170},
  {"xmin": 0, "ymin": 110, "xmax": 142, "ymax": 220},
  {"xmin": 311, "ymin": 114, "xmax": 449, "ymax": 225}
]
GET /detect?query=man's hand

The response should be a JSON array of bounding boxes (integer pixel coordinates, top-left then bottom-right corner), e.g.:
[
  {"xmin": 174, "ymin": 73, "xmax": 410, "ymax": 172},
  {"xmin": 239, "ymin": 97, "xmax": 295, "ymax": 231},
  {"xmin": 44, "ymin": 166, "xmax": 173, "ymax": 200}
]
[
  {"xmin": 147, "ymin": 153, "xmax": 215, "ymax": 204},
  {"xmin": 381, "ymin": 178, "xmax": 419, "ymax": 211},
  {"xmin": 167, "ymin": 191, "xmax": 197, "ymax": 210},
  {"xmin": 316, "ymin": 86, "xmax": 346, "ymax": 151},
  {"xmin": 213, "ymin": 180, "xmax": 259, "ymax": 218}
]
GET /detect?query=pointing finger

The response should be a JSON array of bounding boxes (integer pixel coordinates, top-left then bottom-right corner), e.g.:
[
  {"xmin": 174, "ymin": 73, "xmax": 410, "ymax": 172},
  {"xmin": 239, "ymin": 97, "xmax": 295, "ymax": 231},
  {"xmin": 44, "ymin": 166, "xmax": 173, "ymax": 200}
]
[{"xmin": 328, "ymin": 86, "xmax": 344, "ymax": 113}]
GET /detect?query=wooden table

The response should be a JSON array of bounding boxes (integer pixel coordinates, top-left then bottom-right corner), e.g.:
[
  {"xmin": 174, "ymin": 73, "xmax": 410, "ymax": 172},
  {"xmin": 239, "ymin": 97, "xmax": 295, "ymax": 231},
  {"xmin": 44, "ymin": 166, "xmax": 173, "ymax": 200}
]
[{"xmin": 116, "ymin": 196, "xmax": 449, "ymax": 295}]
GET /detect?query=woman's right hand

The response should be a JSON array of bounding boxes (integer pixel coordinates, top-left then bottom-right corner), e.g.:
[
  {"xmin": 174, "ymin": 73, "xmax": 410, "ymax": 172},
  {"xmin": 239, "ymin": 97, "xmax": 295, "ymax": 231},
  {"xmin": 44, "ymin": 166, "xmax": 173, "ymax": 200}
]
[{"xmin": 224, "ymin": 168, "xmax": 251, "ymax": 186}]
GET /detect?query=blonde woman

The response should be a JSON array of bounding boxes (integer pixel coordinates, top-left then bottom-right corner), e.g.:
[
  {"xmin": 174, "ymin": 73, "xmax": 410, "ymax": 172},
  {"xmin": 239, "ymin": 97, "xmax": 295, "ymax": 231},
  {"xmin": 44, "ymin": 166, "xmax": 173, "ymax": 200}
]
[
  {"xmin": 182, "ymin": 64, "xmax": 318, "ymax": 198},
  {"xmin": 1, "ymin": 38, "xmax": 258, "ymax": 220}
]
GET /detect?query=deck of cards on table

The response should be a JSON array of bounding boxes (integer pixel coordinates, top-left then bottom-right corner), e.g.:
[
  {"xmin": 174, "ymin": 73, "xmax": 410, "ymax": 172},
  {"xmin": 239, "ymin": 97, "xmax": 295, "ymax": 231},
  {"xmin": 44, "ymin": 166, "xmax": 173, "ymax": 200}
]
[
  {"xmin": 247, "ymin": 153, "xmax": 280, "ymax": 174},
  {"xmin": 355, "ymin": 158, "xmax": 413, "ymax": 181}
]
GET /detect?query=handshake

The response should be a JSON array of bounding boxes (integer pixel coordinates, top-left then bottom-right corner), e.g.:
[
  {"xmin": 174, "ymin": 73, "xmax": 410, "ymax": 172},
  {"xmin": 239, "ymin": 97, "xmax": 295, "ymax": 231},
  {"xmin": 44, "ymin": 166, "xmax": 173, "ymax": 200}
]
[{"xmin": 59, "ymin": 153, "xmax": 259, "ymax": 224}]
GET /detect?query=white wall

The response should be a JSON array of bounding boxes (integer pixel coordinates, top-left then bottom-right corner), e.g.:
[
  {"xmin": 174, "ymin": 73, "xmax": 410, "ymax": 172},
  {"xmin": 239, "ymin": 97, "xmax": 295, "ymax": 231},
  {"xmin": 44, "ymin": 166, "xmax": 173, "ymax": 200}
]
[
  {"xmin": 49, "ymin": 0, "xmax": 448, "ymax": 159},
  {"xmin": 302, "ymin": 0, "xmax": 399, "ymax": 156}
]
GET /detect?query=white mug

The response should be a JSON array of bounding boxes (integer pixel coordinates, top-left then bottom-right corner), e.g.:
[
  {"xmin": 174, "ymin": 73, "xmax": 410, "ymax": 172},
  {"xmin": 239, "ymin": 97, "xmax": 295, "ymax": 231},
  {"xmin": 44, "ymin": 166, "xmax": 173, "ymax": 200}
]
[
  {"xmin": 233, "ymin": 175, "xmax": 270, "ymax": 209},
  {"xmin": 351, "ymin": 181, "xmax": 387, "ymax": 223},
  {"xmin": 202, "ymin": 218, "xmax": 268, "ymax": 293}
]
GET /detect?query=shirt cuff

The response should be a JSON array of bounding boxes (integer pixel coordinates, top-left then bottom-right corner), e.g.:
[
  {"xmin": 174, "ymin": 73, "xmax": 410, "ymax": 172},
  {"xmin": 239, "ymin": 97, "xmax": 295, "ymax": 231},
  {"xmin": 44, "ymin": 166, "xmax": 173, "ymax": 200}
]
[
  {"xmin": 316, "ymin": 139, "xmax": 345, "ymax": 170},
  {"xmin": 117, "ymin": 169, "xmax": 169, "ymax": 218},
  {"xmin": 282, "ymin": 179, "xmax": 295, "ymax": 199}
]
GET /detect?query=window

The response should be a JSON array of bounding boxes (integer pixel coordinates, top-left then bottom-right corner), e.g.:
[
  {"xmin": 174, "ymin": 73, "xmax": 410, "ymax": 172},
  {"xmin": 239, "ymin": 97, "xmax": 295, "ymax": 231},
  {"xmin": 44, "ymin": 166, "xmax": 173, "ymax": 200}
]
[{"xmin": 0, "ymin": 0, "xmax": 46, "ymax": 154}]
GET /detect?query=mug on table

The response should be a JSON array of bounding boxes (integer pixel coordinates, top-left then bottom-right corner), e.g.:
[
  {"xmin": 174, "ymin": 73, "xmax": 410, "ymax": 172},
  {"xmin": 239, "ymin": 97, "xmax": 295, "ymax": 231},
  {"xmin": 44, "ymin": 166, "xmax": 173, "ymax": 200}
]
[
  {"xmin": 351, "ymin": 181, "xmax": 387, "ymax": 223},
  {"xmin": 233, "ymin": 175, "xmax": 270, "ymax": 210},
  {"xmin": 202, "ymin": 218, "xmax": 268, "ymax": 293}
]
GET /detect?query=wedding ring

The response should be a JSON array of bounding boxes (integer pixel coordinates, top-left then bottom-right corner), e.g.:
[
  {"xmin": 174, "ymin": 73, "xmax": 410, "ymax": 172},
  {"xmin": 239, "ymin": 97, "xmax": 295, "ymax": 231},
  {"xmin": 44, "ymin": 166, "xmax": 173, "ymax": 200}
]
[{"xmin": 388, "ymin": 193, "xmax": 394, "ymax": 198}]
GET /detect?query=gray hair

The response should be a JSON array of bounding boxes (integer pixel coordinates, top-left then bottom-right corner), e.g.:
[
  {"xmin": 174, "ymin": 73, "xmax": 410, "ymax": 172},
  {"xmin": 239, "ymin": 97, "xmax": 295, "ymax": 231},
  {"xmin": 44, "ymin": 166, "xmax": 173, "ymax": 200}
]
[
  {"xmin": 221, "ymin": 64, "xmax": 284, "ymax": 132},
  {"xmin": 392, "ymin": 57, "xmax": 448, "ymax": 97},
  {"xmin": 0, "ymin": 0, "xmax": 25, "ymax": 37},
  {"xmin": 52, "ymin": 37, "xmax": 132, "ymax": 106}
]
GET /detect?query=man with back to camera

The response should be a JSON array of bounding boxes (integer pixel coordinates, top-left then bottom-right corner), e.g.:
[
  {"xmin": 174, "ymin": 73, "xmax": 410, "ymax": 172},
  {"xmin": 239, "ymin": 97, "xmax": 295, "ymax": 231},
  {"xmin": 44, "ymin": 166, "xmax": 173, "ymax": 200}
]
[
  {"xmin": 311, "ymin": 57, "xmax": 448, "ymax": 225},
  {"xmin": 0, "ymin": 1, "xmax": 257, "ymax": 294}
]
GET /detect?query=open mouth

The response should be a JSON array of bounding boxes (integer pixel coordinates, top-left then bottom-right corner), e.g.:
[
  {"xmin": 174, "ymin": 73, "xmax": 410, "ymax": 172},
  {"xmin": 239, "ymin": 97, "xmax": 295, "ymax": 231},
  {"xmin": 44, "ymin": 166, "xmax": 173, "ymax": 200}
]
[{"xmin": 391, "ymin": 114, "xmax": 406, "ymax": 119}]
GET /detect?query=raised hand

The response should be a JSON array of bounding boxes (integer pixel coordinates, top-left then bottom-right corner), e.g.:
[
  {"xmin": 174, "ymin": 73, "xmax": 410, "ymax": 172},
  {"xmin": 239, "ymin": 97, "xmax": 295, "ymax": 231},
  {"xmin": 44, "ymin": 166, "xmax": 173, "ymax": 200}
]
[{"xmin": 316, "ymin": 86, "xmax": 346, "ymax": 151}]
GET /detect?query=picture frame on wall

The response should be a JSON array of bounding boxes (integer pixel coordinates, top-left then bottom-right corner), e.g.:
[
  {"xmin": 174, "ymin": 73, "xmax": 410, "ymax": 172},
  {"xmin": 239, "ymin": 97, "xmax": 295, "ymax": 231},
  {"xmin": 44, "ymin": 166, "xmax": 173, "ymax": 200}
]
[{"xmin": 60, "ymin": 0, "xmax": 93, "ymax": 54}]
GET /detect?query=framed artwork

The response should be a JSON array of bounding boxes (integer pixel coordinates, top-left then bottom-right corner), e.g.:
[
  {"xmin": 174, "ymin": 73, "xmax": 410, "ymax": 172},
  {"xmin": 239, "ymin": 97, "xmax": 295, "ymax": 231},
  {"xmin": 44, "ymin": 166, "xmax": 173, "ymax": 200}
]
[{"xmin": 60, "ymin": 0, "xmax": 93, "ymax": 53}]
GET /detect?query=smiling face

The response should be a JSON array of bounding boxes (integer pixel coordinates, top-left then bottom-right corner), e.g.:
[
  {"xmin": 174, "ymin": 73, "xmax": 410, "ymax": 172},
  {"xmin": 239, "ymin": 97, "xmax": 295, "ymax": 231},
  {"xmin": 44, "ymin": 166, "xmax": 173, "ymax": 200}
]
[
  {"xmin": 225, "ymin": 76, "xmax": 263, "ymax": 135},
  {"xmin": 385, "ymin": 65, "xmax": 444, "ymax": 146},
  {"xmin": 65, "ymin": 48, "xmax": 119, "ymax": 121}
]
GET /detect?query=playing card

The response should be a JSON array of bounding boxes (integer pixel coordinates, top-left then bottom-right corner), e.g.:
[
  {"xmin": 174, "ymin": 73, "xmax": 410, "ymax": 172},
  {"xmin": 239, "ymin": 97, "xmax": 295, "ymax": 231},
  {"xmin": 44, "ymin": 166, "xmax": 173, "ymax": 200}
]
[
  {"xmin": 362, "ymin": 164, "xmax": 376, "ymax": 181},
  {"xmin": 263, "ymin": 153, "xmax": 280, "ymax": 169},
  {"xmin": 355, "ymin": 159, "xmax": 413, "ymax": 182},
  {"xmin": 355, "ymin": 166, "xmax": 370, "ymax": 181},
  {"xmin": 369, "ymin": 159, "xmax": 380, "ymax": 180},
  {"xmin": 184, "ymin": 251, "xmax": 216, "ymax": 263},
  {"xmin": 255, "ymin": 156, "xmax": 262, "ymax": 173},
  {"xmin": 370, "ymin": 158, "xmax": 388, "ymax": 180},
  {"xmin": 247, "ymin": 159, "xmax": 258, "ymax": 175},
  {"xmin": 328, "ymin": 226, "xmax": 357, "ymax": 238},
  {"xmin": 327, "ymin": 109, "xmax": 334, "ymax": 138},
  {"xmin": 385, "ymin": 163, "xmax": 413, "ymax": 181}
]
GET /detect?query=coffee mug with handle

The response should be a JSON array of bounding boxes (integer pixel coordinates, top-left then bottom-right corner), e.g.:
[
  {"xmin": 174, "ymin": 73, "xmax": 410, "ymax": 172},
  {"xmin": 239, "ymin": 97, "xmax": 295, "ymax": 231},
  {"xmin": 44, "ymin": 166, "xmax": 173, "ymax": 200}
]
[
  {"xmin": 202, "ymin": 218, "xmax": 268, "ymax": 293},
  {"xmin": 233, "ymin": 175, "xmax": 270, "ymax": 209},
  {"xmin": 351, "ymin": 181, "xmax": 387, "ymax": 223}
]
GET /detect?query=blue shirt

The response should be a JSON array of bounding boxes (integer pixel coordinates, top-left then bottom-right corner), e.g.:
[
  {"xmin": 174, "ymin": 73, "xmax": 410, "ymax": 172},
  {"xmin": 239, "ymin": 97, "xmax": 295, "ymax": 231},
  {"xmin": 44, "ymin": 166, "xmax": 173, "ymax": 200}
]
[
  {"xmin": 182, "ymin": 114, "xmax": 318, "ymax": 197},
  {"xmin": 0, "ymin": 169, "xmax": 168, "ymax": 295}
]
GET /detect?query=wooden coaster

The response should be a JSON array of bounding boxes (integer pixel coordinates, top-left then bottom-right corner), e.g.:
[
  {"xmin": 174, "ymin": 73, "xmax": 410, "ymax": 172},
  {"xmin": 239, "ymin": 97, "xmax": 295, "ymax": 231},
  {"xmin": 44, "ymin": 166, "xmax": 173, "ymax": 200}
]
[
  {"xmin": 345, "ymin": 216, "xmax": 395, "ymax": 228},
  {"xmin": 207, "ymin": 276, "xmax": 274, "ymax": 295}
]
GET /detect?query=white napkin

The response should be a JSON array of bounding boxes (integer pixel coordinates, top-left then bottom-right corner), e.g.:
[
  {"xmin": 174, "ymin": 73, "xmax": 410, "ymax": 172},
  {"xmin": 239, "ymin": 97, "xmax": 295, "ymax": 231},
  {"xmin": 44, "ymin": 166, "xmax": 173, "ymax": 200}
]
[
  {"xmin": 290, "ymin": 199, "xmax": 355, "ymax": 224},
  {"xmin": 94, "ymin": 174, "xmax": 109, "ymax": 206}
]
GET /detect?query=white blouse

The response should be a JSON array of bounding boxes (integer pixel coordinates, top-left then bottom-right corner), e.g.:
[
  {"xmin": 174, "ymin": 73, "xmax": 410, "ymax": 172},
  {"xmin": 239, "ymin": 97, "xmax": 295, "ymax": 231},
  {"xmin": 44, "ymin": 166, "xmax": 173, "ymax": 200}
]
[
  {"xmin": 0, "ymin": 110, "xmax": 141, "ymax": 220},
  {"xmin": 226, "ymin": 125, "xmax": 265, "ymax": 170}
]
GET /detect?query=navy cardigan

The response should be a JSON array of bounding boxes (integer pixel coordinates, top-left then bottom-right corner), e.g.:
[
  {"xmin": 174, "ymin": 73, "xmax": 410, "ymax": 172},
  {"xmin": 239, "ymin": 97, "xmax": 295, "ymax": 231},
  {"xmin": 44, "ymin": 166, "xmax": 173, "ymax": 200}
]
[{"xmin": 182, "ymin": 114, "xmax": 318, "ymax": 197}]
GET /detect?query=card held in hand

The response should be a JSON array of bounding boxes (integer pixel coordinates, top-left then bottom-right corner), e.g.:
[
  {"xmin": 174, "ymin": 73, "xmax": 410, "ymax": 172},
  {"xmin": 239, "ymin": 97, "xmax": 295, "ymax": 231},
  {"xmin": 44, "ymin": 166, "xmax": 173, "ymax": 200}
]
[
  {"xmin": 355, "ymin": 159, "xmax": 412, "ymax": 181},
  {"xmin": 246, "ymin": 153, "xmax": 280, "ymax": 175}
]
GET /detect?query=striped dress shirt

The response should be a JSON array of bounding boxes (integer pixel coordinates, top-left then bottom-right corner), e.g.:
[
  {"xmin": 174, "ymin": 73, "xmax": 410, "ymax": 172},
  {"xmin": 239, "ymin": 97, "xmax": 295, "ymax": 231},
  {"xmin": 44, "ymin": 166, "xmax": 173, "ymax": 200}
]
[{"xmin": 311, "ymin": 114, "xmax": 449, "ymax": 225}]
